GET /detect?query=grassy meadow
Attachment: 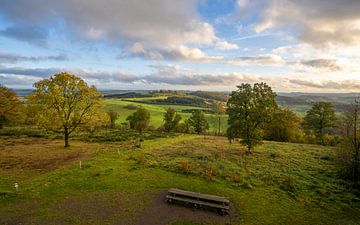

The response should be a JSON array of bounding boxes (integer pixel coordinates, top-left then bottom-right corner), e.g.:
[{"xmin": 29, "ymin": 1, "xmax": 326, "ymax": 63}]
[
  {"xmin": 104, "ymin": 98, "xmax": 228, "ymax": 133},
  {"xmin": 0, "ymin": 134, "xmax": 359, "ymax": 225}
]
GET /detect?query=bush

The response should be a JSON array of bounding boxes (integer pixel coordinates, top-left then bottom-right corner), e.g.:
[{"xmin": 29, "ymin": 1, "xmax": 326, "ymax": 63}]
[
  {"xmin": 124, "ymin": 104, "xmax": 138, "ymax": 110},
  {"xmin": 0, "ymin": 127, "xmax": 47, "ymax": 137}
]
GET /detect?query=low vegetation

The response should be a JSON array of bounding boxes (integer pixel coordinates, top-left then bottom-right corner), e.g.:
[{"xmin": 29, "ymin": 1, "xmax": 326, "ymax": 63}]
[{"xmin": 0, "ymin": 136, "xmax": 359, "ymax": 224}]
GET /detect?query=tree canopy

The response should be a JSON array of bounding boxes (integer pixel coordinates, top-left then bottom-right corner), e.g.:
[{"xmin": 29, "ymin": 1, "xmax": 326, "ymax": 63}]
[
  {"xmin": 107, "ymin": 110, "xmax": 119, "ymax": 128},
  {"xmin": 189, "ymin": 110, "xmax": 209, "ymax": 134},
  {"xmin": 27, "ymin": 72, "xmax": 103, "ymax": 147},
  {"xmin": 126, "ymin": 107, "xmax": 150, "ymax": 133},
  {"xmin": 264, "ymin": 107, "xmax": 302, "ymax": 142},
  {"xmin": 0, "ymin": 85, "xmax": 23, "ymax": 128},
  {"xmin": 303, "ymin": 102, "xmax": 336, "ymax": 145},
  {"xmin": 227, "ymin": 83, "xmax": 277, "ymax": 153},
  {"xmin": 336, "ymin": 100, "xmax": 360, "ymax": 185},
  {"xmin": 163, "ymin": 107, "xmax": 181, "ymax": 132}
]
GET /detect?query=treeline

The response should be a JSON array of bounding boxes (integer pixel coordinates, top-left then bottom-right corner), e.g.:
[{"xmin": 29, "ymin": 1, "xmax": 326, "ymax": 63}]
[{"xmin": 0, "ymin": 74, "xmax": 359, "ymax": 186}]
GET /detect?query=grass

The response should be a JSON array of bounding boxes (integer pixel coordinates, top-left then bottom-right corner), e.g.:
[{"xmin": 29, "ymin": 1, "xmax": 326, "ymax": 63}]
[
  {"xmin": 104, "ymin": 99, "xmax": 228, "ymax": 133},
  {"xmin": 0, "ymin": 134, "xmax": 359, "ymax": 224}
]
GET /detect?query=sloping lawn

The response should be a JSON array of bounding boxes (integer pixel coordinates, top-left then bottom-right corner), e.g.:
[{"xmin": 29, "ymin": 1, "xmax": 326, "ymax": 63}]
[{"xmin": 0, "ymin": 135, "xmax": 359, "ymax": 225}]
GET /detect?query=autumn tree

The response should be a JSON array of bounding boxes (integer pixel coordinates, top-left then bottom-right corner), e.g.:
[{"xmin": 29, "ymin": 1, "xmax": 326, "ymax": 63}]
[
  {"xmin": 0, "ymin": 85, "xmax": 23, "ymax": 128},
  {"xmin": 126, "ymin": 107, "xmax": 150, "ymax": 133},
  {"xmin": 227, "ymin": 83, "xmax": 277, "ymax": 154},
  {"xmin": 303, "ymin": 102, "xmax": 336, "ymax": 145},
  {"xmin": 336, "ymin": 100, "xmax": 360, "ymax": 186},
  {"xmin": 27, "ymin": 72, "xmax": 103, "ymax": 147},
  {"xmin": 163, "ymin": 108, "xmax": 181, "ymax": 132},
  {"xmin": 189, "ymin": 110, "xmax": 209, "ymax": 135},
  {"xmin": 264, "ymin": 107, "xmax": 302, "ymax": 142},
  {"xmin": 107, "ymin": 110, "xmax": 119, "ymax": 128}
]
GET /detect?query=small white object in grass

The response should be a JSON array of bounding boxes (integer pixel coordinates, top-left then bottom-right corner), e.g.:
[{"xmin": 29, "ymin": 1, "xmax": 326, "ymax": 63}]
[
  {"xmin": 79, "ymin": 160, "xmax": 82, "ymax": 169},
  {"xmin": 14, "ymin": 183, "xmax": 19, "ymax": 192}
]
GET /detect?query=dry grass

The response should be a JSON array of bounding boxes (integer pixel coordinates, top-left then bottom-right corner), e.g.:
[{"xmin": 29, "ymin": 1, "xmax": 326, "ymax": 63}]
[{"xmin": 0, "ymin": 136, "xmax": 98, "ymax": 179}]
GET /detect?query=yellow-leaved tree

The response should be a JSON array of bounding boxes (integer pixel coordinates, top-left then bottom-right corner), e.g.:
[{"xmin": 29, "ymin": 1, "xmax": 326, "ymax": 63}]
[
  {"xmin": 27, "ymin": 72, "xmax": 103, "ymax": 147},
  {"xmin": 0, "ymin": 85, "xmax": 24, "ymax": 129}
]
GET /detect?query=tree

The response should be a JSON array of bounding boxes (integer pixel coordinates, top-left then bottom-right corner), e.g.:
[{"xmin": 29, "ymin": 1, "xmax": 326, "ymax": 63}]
[
  {"xmin": 212, "ymin": 102, "xmax": 226, "ymax": 135},
  {"xmin": 177, "ymin": 119, "xmax": 192, "ymax": 133},
  {"xmin": 227, "ymin": 83, "xmax": 277, "ymax": 154},
  {"xmin": 0, "ymin": 85, "xmax": 23, "ymax": 128},
  {"xmin": 303, "ymin": 102, "xmax": 336, "ymax": 145},
  {"xmin": 264, "ymin": 107, "xmax": 302, "ymax": 142},
  {"xmin": 189, "ymin": 110, "xmax": 209, "ymax": 134},
  {"xmin": 126, "ymin": 107, "xmax": 150, "ymax": 133},
  {"xmin": 336, "ymin": 100, "xmax": 360, "ymax": 186},
  {"xmin": 27, "ymin": 72, "xmax": 103, "ymax": 147},
  {"xmin": 163, "ymin": 108, "xmax": 181, "ymax": 132},
  {"xmin": 107, "ymin": 110, "xmax": 119, "ymax": 128}
]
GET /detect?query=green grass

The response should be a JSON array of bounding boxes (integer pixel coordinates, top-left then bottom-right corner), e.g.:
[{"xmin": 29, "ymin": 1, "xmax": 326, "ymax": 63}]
[
  {"xmin": 104, "ymin": 99, "xmax": 227, "ymax": 133},
  {"xmin": 0, "ymin": 135, "xmax": 359, "ymax": 224}
]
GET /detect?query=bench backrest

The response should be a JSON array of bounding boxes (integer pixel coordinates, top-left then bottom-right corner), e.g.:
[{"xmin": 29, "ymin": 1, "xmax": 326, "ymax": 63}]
[{"xmin": 168, "ymin": 188, "xmax": 229, "ymax": 204}]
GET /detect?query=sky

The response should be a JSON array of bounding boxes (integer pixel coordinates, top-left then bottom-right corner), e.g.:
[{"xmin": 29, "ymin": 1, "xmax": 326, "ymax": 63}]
[{"xmin": 0, "ymin": 0, "xmax": 360, "ymax": 92}]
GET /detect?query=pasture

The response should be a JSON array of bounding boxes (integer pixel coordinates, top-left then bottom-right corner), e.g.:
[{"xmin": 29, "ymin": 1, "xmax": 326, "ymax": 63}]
[
  {"xmin": 104, "ymin": 98, "xmax": 228, "ymax": 133},
  {"xmin": 1, "ymin": 135, "xmax": 359, "ymax": 225}
]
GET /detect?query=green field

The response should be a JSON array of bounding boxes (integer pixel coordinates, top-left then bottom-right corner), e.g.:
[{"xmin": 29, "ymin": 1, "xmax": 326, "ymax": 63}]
[
  {"xmin": 104, "ymin": 99, "xmax": 227, "ymax": 133},
  {"xmin": 0, "ymin": 135, "xmax": 359, "ymax": 224}
]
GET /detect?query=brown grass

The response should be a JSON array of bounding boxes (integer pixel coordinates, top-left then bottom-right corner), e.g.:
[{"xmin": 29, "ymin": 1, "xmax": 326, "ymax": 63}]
[{"xmin": 0, "ymin": 136, "xmax": 98, "ymax": 179}]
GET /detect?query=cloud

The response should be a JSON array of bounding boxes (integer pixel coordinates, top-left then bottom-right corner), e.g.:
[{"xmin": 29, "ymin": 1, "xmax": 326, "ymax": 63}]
[
  {"xmin": 215, "ymin": 41, "xmax": 239, "ymax": 51},
  {"xmin": 0, "ymin": 67, "xmax": 137, "ymax": 83},
  {"xmin": 294, "ymin": 59, "xmax": 342, "ymax": 72},
  {"xmin": 289, "ymin": 79, "xmax": 360, "ymax": 90},
  {"xmin": 226, "ymin": 54, "xmax": 284, "ymax": 65},
  {"xmin": 144, "ymin": 65, "xmax": 256, "ymax": 85},
  {"xmin": 0, "ymin": 25, "xmax": 48, "ymax": 47},
  {"xmin": 0, "ymin": 0, "xmax": 235, "ymax": 60},
  {"xmin": 253, "ymin": 0, "xmax": 360, "ymax": 47},
  {"xmin": 1, "ymin": 64, "xmax": 360, "ymax": 92},
  {"xmin": 0, "ymin": 51, "xmax": 68, "ymax": 64}
]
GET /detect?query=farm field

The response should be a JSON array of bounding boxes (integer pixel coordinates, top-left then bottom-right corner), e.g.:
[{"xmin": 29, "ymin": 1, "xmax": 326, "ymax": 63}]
[
  {"xmin": 0, "ymin": 135, "xmax": 359, "ymax": 225},
  {"xmin": 104, "ymin": 98, "xmax": 228, "ymax": 133}
]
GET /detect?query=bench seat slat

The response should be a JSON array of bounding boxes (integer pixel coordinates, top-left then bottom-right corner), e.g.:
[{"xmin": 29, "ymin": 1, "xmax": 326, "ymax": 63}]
[
  {"xmin": 168, "ymin": 188, "xmax": 229, "ymax": 203},
  {"xmin": 166, "ymin": 195, "xmax": 230, "ymax": 210}
]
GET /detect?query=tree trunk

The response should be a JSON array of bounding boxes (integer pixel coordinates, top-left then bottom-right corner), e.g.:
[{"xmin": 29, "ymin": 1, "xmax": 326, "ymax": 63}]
[
  {"xmin": 64, "ymin": 128, "xmax": 69, "ymax": 147},
  {"xmin": 247, "ymin": 145, "xmax": 252, "ymax": 154},
  {"xmin": 218, "ymin": 116, "xmax": 221, "ymax": 135}
]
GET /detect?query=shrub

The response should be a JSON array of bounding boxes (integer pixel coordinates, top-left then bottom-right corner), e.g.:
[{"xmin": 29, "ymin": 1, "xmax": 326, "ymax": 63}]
[
  {"xmin": 124, "ymin": 104, "xmax": 138, "ymax": 110},
  {"xmin": 179, "ymin": 160, "xmax": 191, "ymax": 174}
]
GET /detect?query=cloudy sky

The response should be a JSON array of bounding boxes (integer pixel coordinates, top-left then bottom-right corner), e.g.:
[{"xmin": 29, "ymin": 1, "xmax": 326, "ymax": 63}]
[{"xmin": 0, "ymin": 0, "xmax": 360, "ymax": 92}]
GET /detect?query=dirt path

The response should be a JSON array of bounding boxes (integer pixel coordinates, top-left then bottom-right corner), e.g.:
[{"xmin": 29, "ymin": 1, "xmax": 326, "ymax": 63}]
[{"xmin": 136, "ymin": 191, "xmax": 237, "ymax": 225}]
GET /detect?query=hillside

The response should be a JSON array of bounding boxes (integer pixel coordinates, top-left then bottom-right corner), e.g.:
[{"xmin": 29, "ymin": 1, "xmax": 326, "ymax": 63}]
[{"xmin": 1, "ymin": 135, "xmax": 359, "ymax": 224}]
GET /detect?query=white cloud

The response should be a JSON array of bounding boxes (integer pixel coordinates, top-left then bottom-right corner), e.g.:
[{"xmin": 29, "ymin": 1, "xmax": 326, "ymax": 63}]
[
  {"xmin": 254, "ymin": 0, "xmax": 360, "ymax": 47},
  {"xmin": 0, "ymin": 0, "xmax": 232, "ymax": 61},
  {"xmin": 215, "ymin": 40, "xmax": 239, "ymax": 51}
]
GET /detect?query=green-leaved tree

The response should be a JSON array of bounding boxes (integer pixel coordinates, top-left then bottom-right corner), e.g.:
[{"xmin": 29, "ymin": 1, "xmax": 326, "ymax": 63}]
[
  {"xmin": 227, "ymin": 83, "xmax": 277, "ymax": 154},
  {"xmin": 264, "ymin": 107, "xmax": 302, "ymax": 142},
  {"xmin": 303, "ymin": 102, "xmax": 336, "ymax": 145},
  {"xmin": 336, "ymin": 100, "xmax": 360, "ymax": 185},
  {"xmin": 27, "ymin": 72, "xmax": 103, "ymax": 147},
  {"xmin": 107, "ymin": 110, "xmax": 119, "ymax": 128},
  {"xmin": 163, "ymin": 108, "xmax": 181, "ymax": 132},
  {"xmin": 189, "ymin": 110, "xmax": 209, "ymax": 134},
  {"xmin": 126, "ymin": 107, "xmax": 150, "ymax": 133}
]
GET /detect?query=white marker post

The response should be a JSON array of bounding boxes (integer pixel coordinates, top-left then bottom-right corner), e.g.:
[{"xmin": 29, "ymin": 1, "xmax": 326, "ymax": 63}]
[
  {"xmin": 14, "ymin": 183, "xmax": 19, "ymax": 192},
  {"xmin": 79, "ymin": 160, "xmax": 82, "ymax": 169}
]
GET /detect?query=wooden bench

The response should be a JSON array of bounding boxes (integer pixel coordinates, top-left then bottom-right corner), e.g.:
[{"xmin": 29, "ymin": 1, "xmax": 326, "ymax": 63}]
[{"xmin": 166, "ymin": 188, "xmax": 230, "ymax": 215}]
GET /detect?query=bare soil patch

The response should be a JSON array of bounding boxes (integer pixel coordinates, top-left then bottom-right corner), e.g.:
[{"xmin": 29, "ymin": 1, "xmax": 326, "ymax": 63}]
[{"xmin": 136, "ymin": 190, "xmax": 237, "ymax": 225}]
